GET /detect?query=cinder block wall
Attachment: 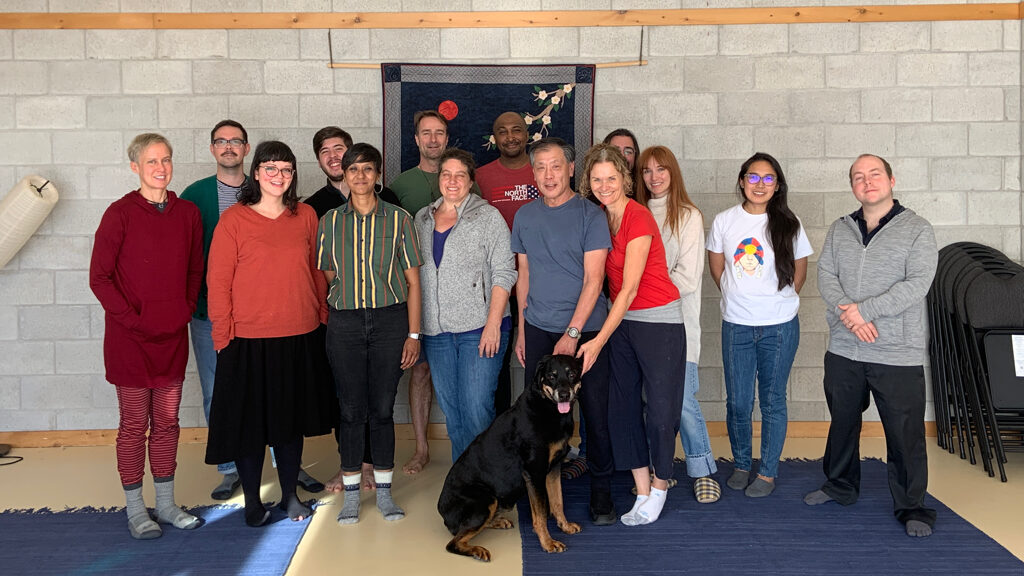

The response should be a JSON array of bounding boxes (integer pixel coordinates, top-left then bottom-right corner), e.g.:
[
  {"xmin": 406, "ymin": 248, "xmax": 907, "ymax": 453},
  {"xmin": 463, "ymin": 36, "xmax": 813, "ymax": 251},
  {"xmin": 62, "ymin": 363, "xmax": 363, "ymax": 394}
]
[{"xmin": 0, "ymin": 0, "xmax": 1021, "ymax": 431}]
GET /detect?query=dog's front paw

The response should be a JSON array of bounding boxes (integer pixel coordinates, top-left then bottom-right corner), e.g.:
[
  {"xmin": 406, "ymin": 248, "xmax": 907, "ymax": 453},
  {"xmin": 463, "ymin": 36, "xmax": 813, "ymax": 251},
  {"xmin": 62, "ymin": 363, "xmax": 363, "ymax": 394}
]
[
  {"xmin": 542, "ymin": 539, "xmax": 568, "ymax": 553},
  {"xmin": 488, "ymin": 517, "xmax": 514, "ymax": 530},
  {"xmin": 470, "ymin": 546, "xmax": 491, "ymax": 562},
  {"xmin": 558, "ymin": 520, "xmax": 581, "ymax": 534}
]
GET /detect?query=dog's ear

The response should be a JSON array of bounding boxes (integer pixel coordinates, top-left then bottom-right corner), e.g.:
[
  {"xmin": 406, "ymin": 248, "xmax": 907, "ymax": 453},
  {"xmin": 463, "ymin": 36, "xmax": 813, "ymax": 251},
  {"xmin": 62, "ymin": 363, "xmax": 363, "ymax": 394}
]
[{"xmin": 534, "ymin": 354, "xmax": 553, "ymax": 382}]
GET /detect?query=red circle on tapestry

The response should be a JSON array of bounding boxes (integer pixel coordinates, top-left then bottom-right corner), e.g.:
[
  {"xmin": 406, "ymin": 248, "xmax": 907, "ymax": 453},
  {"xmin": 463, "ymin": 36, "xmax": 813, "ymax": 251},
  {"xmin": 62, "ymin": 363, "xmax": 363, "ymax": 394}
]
[{"xmin": 438, "ymin": 100, "xmax": 459, "ymax": 121}]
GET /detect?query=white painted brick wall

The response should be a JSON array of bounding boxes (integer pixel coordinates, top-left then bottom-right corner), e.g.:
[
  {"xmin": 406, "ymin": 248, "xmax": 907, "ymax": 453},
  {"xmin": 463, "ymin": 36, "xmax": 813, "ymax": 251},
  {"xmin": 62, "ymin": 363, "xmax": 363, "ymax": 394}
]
[{"xmin": 0, "ymin": 7, "xmax": 1019, "ymax": 430}]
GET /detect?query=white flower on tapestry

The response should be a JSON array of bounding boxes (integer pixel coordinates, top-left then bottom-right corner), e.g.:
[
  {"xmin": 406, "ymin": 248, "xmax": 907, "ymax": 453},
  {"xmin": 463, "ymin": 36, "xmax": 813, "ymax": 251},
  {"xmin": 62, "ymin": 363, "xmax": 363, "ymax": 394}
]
[{"xmin": 482, "ymin": 83, "xmax": 577, "ymax": 150}]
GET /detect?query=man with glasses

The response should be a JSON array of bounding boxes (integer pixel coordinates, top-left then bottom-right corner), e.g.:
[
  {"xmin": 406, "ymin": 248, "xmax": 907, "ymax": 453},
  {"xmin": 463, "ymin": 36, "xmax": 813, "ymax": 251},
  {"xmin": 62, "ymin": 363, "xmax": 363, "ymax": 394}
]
[
  {"xmin": 183, "ymin": 120, "xmax": 325, "ymax": 498},
  {"xmin": 804, "ymin": 154, "xmax": 938, "ymax": 538}
]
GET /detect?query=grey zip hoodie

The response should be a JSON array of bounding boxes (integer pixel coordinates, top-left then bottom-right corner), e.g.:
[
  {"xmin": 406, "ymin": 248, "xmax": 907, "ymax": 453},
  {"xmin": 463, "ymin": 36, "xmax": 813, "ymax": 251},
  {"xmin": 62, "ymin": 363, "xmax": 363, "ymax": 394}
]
[
  {"xmin": 818, "ymin": 207, "xmax": 937, "ymax": 366},
  {"xmin": 415, "ymin": 193, "xmax": 517, "ymax": 336}
]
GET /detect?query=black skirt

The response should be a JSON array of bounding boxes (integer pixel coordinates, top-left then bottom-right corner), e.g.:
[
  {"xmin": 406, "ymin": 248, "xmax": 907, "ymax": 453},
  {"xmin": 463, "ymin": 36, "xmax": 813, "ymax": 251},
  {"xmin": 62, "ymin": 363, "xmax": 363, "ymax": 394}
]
[{"xmin": 205, "ymin": 325, "xmax": 338, "ymax": 464}]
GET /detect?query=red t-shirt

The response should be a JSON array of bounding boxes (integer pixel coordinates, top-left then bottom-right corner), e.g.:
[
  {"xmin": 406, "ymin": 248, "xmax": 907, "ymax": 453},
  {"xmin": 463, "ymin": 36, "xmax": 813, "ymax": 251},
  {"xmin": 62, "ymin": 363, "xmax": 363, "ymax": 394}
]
[
  {"xmin": 476, "ymin": 159, "xmax": 539, "ymax": 230},
  {"xmin": 606, "ymin": 200, "xmax": 680, "ymax": 310}
]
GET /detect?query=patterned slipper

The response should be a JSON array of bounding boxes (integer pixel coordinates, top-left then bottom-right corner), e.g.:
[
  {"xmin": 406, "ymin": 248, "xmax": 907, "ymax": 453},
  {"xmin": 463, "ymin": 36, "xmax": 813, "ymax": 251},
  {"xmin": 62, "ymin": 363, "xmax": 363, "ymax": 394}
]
[
  {"xmin": 630, "ymin": 477, "xmax": 678, "ymax": 495},
  {"xmin": 694, "ymin": 476, "xmax": 721, "ymax": 504},
  {"xmin": 561, "ymin": 457, "xmax": 588, "ymax": 480}
]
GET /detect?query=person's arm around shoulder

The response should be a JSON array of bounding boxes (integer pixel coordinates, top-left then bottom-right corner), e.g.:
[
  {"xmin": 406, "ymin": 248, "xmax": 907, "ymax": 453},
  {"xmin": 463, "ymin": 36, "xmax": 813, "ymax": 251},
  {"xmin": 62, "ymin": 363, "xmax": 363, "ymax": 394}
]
[{"xmin": 89, "ymin": 202, "xmax": 143, "ymax": 333}]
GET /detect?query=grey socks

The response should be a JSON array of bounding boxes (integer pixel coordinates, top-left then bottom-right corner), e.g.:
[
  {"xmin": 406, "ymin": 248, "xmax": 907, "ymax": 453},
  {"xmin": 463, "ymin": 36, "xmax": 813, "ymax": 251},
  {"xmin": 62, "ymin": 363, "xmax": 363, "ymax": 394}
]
[
  {"xmin": 744, "ymin": 477, "xmax": 776, "ymax": 498},
  {"xmin": 124, "ymin": 484, "xmax": 161, "ymax": 540},
  {"xmin": 727, "ymin": 469, "xmax": 750, "ymax": 490},
  {"xmin": 374, "ymin": 470, "xmax": 404, "ymax": 521},
  {"xmin": 211, "ymin": 472, "xmax": 241, "ymax": 501},
  {"xmin": 336, "ymin": 474, "xmax": 361, "ymax": 525},
  {"xmin": 154, "ymin": 477, "xmax": 200, "ymax": 530},
  {"xmin": 906, "ymin": 520, "xmax": 933, "ymax": 537},
  {"xmin": 803, "ymin": 489, "xmax": 834, "ymax": 505}
]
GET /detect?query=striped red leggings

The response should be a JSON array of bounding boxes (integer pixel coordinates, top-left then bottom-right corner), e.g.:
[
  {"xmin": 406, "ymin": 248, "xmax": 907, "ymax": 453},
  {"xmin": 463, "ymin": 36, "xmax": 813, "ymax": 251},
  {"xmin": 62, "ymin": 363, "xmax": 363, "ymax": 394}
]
[{"xmin": 115, "ymin": 384, "xmax": 183, "ymax": 487}]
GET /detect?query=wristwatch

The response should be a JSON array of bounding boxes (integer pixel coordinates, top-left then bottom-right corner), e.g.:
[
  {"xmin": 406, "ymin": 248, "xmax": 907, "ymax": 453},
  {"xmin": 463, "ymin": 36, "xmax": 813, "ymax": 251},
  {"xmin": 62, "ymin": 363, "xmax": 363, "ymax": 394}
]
[
  {"xmin": 408, "ymin": 332, "xmax": 420, "ymax": 340},
  {"xmin": 565, "ymin": 327, "xmax": 581, "ymax": 340}
]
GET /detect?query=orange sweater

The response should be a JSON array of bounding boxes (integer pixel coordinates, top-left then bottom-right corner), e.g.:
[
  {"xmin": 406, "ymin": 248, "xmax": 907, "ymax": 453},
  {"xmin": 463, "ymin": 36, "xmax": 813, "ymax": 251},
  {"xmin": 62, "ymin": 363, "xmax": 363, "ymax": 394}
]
[{"xmin": 207, "ymin": 202, "xmax": 328, "ymax": 351}]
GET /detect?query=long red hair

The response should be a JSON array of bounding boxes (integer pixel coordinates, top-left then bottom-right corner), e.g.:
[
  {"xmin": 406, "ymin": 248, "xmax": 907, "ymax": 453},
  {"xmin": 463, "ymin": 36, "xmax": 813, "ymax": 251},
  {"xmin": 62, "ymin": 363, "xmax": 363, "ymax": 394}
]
[{"xmin": 634, "ymin": 146, "xmax": 700, "ymax": 239}]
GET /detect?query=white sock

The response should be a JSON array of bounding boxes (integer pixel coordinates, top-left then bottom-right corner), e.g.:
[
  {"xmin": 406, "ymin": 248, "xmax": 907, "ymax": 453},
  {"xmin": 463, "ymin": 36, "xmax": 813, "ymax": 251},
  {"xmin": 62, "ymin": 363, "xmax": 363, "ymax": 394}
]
[
  {"xmin": 373, "ymin": 469, "xmax": 394, "ymax": 487},
  {"xmin": 637, "ymin": 487, "xmax": 668, "ymax": 524},
  {"xmin": 620, "ymin": 494, "xmax": 648, "ymax": 526}
]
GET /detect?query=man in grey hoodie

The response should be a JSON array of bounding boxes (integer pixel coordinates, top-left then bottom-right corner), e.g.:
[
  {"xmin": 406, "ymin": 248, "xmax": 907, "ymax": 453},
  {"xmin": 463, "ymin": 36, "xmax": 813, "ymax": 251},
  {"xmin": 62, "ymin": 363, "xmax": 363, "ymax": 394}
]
[{"xmin": 804, "ymin": 154, "xmax": 938, "ymax": 538}]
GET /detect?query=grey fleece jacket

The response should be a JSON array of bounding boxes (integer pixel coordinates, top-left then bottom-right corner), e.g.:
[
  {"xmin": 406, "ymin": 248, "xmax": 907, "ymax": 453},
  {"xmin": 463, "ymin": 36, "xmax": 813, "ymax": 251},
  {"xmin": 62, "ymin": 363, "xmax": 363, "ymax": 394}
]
[
  {"xmin": 415, "ymin": 193, "xmax": 517, "ymax": 336},
  {"xmin": 818, "ymin": 207, "xmax": 937, "ymax": 366}
]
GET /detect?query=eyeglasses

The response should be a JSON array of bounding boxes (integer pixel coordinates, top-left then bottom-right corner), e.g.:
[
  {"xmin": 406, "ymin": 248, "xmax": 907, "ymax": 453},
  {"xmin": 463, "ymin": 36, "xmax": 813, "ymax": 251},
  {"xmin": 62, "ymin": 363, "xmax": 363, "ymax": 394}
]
[
  {"xmin": 213, "ymin": 138, "xmax": 246, "ymax": 148},
  {"xmin": 260, "ymin": 165, "xmax": 295, "ymax": 178},
  {"xmin": 745, "ymin": 173, "xmax": 776, "ymax": 186}
]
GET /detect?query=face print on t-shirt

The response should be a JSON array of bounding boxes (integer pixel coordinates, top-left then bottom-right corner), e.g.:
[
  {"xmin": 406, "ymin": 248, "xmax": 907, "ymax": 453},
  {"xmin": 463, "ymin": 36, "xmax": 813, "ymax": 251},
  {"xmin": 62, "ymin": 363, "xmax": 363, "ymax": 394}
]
[{"xmin": 733, "ymin": 237, "xmax": 764, "ymax": 279}]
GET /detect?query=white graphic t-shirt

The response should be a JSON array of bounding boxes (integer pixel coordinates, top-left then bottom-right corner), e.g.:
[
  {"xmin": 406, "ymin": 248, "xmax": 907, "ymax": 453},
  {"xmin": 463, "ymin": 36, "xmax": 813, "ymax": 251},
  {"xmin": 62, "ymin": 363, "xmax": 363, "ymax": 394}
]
[{"xmin": 707, "ymin": 204, "xmax": 813, "ymax": 326}]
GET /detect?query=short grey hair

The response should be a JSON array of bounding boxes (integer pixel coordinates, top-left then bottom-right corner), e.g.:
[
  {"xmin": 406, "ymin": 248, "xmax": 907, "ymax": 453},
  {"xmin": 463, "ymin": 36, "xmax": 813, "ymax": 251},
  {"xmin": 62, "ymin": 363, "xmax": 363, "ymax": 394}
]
[
  {"xmin": 528, "ymin": 137, "xmax": 575, "ymax": 165},
  {"xmin": 127, "ymin": 133, "xmax": 173, "ymax": 163}
]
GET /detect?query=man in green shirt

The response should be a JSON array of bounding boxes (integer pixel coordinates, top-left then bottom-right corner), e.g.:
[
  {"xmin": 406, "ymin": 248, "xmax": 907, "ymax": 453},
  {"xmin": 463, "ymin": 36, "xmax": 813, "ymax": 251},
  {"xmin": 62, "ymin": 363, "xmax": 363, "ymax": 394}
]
[{"xmin": 388, "ymin": 110, "xmax": 479, "ymax": 474}]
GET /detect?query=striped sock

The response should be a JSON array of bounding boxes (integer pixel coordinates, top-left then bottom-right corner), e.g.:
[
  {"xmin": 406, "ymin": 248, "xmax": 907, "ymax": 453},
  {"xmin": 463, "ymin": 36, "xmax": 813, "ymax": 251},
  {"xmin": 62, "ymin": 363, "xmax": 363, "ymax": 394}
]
[{"xmin": 336, "ymin": 474, "xmax": 361, "ymax": 525}]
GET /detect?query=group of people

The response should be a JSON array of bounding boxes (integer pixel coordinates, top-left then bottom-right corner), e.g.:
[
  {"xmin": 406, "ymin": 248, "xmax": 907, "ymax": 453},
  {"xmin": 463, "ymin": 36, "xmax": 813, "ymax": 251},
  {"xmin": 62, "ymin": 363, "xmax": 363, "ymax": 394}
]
[{"xmin": 89, "ymin": 109, "xmax": 938, "ymax": 540}]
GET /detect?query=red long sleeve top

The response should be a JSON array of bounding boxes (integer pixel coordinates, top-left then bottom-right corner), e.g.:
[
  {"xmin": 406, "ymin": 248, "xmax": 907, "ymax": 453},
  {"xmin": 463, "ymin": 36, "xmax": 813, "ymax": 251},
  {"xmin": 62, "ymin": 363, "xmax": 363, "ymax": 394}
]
[
  {"xmin": 89, "ymin": 191, "xmax": 204, "ymax": 388},
  {"xmin": 206, "ymin": 202, "xmax": 328, "ymax": 351}
]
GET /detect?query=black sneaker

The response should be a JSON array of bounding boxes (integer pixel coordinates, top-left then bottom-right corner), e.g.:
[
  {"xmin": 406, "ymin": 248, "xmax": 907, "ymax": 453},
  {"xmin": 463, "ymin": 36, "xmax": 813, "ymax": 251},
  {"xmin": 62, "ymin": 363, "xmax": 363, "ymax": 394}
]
[{"xmin": 589, "ymin": 489, "xmax": 617, "ymax": 526}]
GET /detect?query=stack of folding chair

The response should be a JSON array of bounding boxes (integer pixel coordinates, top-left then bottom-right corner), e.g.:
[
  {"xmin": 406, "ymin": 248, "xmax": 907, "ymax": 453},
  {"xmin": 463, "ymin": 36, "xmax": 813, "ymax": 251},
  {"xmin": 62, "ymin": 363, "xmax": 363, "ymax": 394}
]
[{"xmin": 927, "ymin": 242, "xmax": 1024, "ymax": 482}]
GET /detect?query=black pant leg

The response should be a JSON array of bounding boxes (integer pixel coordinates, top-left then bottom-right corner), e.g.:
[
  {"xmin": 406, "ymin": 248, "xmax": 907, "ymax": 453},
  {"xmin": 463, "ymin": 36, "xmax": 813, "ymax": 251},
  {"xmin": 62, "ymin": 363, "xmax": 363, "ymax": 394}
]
[
  {"xmin": 868, "ymin": 362, "xmax": 936, "ymax": 527},
  {"xmin": 495, "ymin": 293, "xmax": 518, "ymax": 416},
  {"xmin": 366, "ymin": 303, "xmax": 408, "ymax": 471},
  {"xmin": 821, "ymin": 352, "xmax": 870, "ymax": 505},
  {"xmin": 235, "ymin": 450, "xmax": 266, "ymax": 518},
  {"xmin": 579, "ymin": 329, "xmax": 613, "ymax": 492}
]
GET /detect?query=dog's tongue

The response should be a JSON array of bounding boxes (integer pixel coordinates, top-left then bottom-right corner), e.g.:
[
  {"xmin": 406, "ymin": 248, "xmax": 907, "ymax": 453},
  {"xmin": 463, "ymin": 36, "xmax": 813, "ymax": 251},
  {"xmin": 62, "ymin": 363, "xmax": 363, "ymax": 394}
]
[{"xmin": 557, "ymin": 401, "xmax": 571, "ymax": 414}]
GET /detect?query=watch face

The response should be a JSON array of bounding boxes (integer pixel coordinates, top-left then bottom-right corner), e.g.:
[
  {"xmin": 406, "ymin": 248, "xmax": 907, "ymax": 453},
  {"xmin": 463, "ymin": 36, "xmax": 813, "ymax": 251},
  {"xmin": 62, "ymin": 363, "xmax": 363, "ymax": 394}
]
[{"xmin": 567, "ymin": 327, "xmax": 580, "ymax": 339}]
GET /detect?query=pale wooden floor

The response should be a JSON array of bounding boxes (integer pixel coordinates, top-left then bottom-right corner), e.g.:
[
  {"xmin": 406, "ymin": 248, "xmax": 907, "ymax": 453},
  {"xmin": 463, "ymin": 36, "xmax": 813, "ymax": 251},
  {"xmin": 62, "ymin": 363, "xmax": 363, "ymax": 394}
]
[{"xmin": 2, "ymin": 435, "xmax": 1022, "ymax": 575}]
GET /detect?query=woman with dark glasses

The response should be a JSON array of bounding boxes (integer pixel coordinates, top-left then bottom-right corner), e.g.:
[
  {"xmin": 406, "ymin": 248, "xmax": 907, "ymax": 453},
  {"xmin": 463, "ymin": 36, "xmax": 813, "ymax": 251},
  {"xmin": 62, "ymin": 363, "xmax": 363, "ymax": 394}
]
[{"xmin": 706, "ymin": 152, "xmax": 812, "ymax": 498}]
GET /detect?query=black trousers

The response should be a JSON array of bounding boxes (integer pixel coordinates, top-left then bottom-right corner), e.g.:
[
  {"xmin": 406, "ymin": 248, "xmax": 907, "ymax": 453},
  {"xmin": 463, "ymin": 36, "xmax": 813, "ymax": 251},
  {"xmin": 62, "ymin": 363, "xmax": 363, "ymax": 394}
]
[
  {"xmin": 820, "ymin": 351, "xmax": 936, "ymax": 527},
  {"xmin": 524, "ymin": 322, "xmax": 613, "ymax": 494},
  {"xmin": 495, "ymin": 293, "xmax": 519, "ymax": 416},
  {"xmin": 327, "ymin": 303, "xmax": 407, "ymax": 472}
]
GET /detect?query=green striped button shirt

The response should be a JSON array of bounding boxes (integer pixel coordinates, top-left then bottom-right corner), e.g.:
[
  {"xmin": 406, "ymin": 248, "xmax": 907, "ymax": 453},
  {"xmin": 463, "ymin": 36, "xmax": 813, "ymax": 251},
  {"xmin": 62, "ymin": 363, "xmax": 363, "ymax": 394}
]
[{"xmin": 317, "ymin": 200, "xmax": 423, "ymax": 310}]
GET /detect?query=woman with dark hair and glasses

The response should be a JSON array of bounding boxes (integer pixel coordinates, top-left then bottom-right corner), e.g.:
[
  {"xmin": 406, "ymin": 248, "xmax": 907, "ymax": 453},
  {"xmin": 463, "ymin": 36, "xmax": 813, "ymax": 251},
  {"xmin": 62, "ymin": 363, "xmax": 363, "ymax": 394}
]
[
  {"xmin": 707, "ymin": 152, "xmax": 813, "ymax": 498},
  {"xmin": 318, "ymin": 143, "xmax": 423, "ymax": 525},
  {"xmin": 205, "ymin": 140, "xmax": 336, "ymax": 527}
]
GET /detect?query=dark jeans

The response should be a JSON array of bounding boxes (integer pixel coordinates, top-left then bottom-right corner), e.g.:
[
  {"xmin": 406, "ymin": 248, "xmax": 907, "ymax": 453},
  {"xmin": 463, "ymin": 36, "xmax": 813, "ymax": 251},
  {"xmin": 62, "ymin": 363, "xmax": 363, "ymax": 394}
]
[
  {"xmin": 495, "ymin": 293, "xmax": 519, "ymax": 416},
  {"xmin": 608, "ymin": 319, "xmax": 686, "ymax": 481},
  {"xmin": 327, "ymin": 303, "xmax": 408, "ymax": 473},
  {"xmin": 523, "ymin": 322, "xmax": 612, "ymax": 494},
  {"xmin": 820, "ymin": 351, "xmax": 936, "ymax": 527}
]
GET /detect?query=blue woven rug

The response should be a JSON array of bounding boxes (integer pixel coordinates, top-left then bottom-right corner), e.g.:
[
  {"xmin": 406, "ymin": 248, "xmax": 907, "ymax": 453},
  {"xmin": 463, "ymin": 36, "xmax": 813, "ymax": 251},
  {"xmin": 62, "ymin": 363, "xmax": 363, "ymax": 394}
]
[
  {"xmin": 0, "ymin": 504, "xmax": 311, "ymax": 576},
  {"xmin": 518, "ymin": 459, "xmax": 1023, "ymax": 575}
]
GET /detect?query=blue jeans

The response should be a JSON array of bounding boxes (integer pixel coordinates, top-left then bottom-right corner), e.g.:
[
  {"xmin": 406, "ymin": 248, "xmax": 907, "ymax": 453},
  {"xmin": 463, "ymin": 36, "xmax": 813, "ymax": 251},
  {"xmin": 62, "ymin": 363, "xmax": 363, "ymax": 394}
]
[
  {"xmin": 722, "ymin": 316, "xmax": 799, "ymax": 479},
  {"xmin": 679, "ymin": 361, "xmax": 717, "ymax": 478},
  {"xmin": 189, "ymin": 317, "xmax": 235, "ymax": 475},
  {"xmin": 423, "ymin": 330, "xmax": 509, "ymax": 461}
]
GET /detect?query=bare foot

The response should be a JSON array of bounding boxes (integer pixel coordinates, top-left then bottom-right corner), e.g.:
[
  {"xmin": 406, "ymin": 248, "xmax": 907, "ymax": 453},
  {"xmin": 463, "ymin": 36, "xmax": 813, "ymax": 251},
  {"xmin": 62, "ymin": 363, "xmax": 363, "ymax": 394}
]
[
  {"xmin": 325, "ymin": 470, "xmax": 344, "ymax": 493},
  {"xmin": 361, "ymin": 463, "xmax": 376, "ymax": 491},
  {"xmin": 402, "ymin": 452, "xmax": 429, "ymax": 475}
]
